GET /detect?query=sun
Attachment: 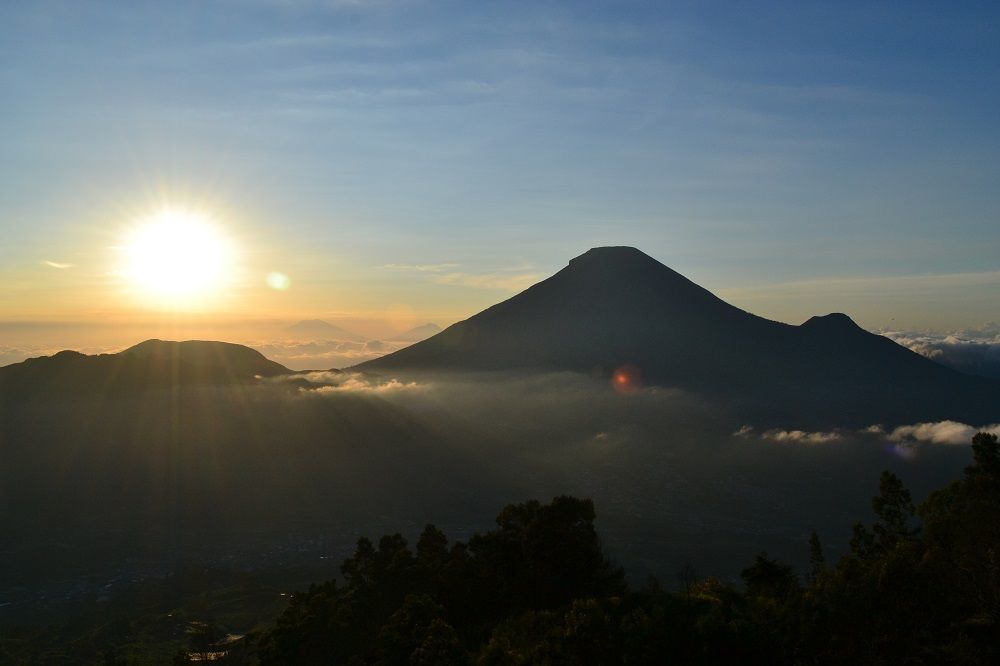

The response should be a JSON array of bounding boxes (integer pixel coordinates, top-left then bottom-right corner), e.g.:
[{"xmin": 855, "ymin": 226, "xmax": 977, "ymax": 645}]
[{"xmin": 120, "ymin": 209, "xmax": 236, "ymax": 306}]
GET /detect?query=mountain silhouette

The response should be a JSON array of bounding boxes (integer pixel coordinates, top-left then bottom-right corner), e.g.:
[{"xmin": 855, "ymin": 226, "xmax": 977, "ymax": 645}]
[
  {"xmin": 357, "ymin": 246, "xmax": 1000, "ymax": 426},
  {"xmin": 0, "ymin": 340, "xmax": 289, "ymax": 399},
  {"xmin": 286, "ymin": 319, "xmax": 364, "ymax": 341},
  {"xmin": 391, "ymin": 322, "xmax": 443, "ymax": 342}
]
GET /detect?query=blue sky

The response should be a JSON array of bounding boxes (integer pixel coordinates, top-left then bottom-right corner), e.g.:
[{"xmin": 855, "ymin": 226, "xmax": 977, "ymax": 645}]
[{"xmin": 1, "ymin": 0, "xmax": 998, "ymax": 331}]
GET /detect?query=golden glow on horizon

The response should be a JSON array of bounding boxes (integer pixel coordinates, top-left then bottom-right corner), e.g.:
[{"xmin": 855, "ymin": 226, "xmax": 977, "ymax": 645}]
[{"xmin": 119, "ymin": 209, "xmax": 236, "ymax": 308}]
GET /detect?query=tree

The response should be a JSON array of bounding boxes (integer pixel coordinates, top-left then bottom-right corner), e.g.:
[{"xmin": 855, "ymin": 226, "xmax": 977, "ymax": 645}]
[
  {"xmin": 376, "ymin": 595, "xmax": 462, "ymax": 665},
  {"xmin": 919, "ymin": 432, "xmax": 1000, "ymax": 656},
  {"xmin": 851, "ymin": 471, "xmax": 917, "ymax": 558},
  {"xmin": 741, "ymin": 553, "xmax": 797, "ymax": 601},
  {"xmin": 409, "ymin": 619, "xmax": 464, "ymax": 665},
  {"xmin": 416, "ymin": 525, "xmax": 449, "ymax": 565},
  {"xmin": 184, "ymin": 621, "xmax": 223, "ymax": 662},
  {"xmin": 871, "ymin": 471, "xmax": 918, "ymax": 548},
  {"xmin": 256, "ymin": 460, "xmax": 1000, "ymax": 666},
  {"xmin": 970, "ymin": 431, "xmax": 1000, "ymax": 477},
  {"xmin": 807, "ymin": 531, "xmax": 825, "ymax": 583},
  {"xmin": 469, "ymin": 496, "xmax": 625, "ymax": 612}
]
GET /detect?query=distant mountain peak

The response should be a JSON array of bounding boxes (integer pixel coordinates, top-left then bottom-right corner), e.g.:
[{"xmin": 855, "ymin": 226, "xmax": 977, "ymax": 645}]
[
  {"xmin": 560, "ymin": 246, "xmax": 708, "ymax": 295},
  {"xmin": 568, "ymin": 246, "xmax": 652, "ymax": 266},
  {"xmin": 286, "ymin": 319, "xmax": 363, "ymax": 341},
  {"xmin": 392, "ymin": 323, "xmax": 443, "ymax": 343},
  {"xmin": 356, "ymin": 246, "xmax": 1000, "ymax": 425},
  {"xmin": 121, "ymin": 338, "xmax": 169, "ymax": 355},
  {"xmin": 801, "ymin": 312, "xmax": 863, "ymax": 333},
  {"xmin": 0, "ymin": 340, "xmax": 290, "ymax": 399},
  {"xmin": 121, "ymin": 338, "xmax": 276, "ymax": 360}
]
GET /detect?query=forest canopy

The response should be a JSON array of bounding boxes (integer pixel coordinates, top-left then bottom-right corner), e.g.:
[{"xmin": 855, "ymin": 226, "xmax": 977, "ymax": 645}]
[
  {"xmin": 246, "ymin": 433, "xmax": 1000, "ymax": 665},
  {"xmin": 4, "ymin": 434, "xmax": 997, "ymax": 664}
]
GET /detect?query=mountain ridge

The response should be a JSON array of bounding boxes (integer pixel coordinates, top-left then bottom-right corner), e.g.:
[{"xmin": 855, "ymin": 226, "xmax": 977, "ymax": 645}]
[
  {"xmin": 357, "ymin": 246, "xmax": 998, "ymax": 426},
  {"xmin": 0, "ymin": 339, "xmax": 290, "ymax": 399},
  {"xmin": 286, "ymin": 319, "xmax": 364, "ymax": 341},
  {"xmin": 2, "ymin": 248, "xmax": 995, "ymax": 425}
]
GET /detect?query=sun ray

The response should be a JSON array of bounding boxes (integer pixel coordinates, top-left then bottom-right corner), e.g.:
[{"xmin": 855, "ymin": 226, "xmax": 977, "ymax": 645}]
[{"xmin": 118, "ymin": 209, "xmax": 237, "ymax": 309}]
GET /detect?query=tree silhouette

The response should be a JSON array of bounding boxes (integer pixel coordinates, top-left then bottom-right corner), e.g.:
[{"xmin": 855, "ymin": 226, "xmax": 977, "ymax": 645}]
[
  {"xmin": 851, "ymin": 470, "xmax": 918, "ymax": 559},
  {"xmin": 256, "ymin": 435, "xmax": 1000, "ymax": 665}
]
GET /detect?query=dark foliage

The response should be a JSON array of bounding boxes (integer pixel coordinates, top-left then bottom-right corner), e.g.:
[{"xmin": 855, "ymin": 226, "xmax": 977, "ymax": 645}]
[
  {"xmin": 254, "ymin": 435, "xmax": 1000, "ymax": 665},
  {"xmin": 256, "ymin": 496, "xmax": 625, "ymax": 664}
]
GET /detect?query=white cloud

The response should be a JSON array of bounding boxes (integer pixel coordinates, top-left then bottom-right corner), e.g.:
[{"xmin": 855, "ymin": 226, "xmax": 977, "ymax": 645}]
[
  {"xmin": 378, "ymin": 262, "xmax": 542, "ymax": 292},
  {"xmin": 286, "ymin": 370, "xmax": 346, "ymax": 384},
  {"xmin": 43, "ymin": 261, "xmax": 73, "ymax": 269},
  {"xmin": 880, "ymin": 326, "xmax": 1000, "ymax": 380},
  {"xmin": 305, "ymin": 373, "xmax": 425, "ymax": 394},
  {"xmin": 733, "ymin": 424, "xmax": 841, "ymax": 444},
  {"xmin": 248, "ymin": 339, "xmax": 407, "ymax": 370},
  {"xmin": 887, "ymin": 420, "xmax": 1000, "ymax": 445},
  {"xmin": 761, "ymin": 429, "xmax": 842, "ymax": 444},
  {"xmin": 722, "ymin": 271, "xmax": 1000, "ymax": 301},
  {"xmin": 276, "ymin": 370, "xmax": 424, "ymax": 393},
  {"xmin": 378, "ymin": 263, "xmax": 459, "ymax": 273},
  {"xmin": 737, "ymin": 420, "xmax": 999, "ymax": 450},
  {"xmin": 430, "ymin": 271, "xmax": 543, "ymax": 292}
]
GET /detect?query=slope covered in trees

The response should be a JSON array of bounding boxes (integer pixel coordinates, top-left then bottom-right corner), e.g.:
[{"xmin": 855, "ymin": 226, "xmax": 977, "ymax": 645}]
[
  {"xmin": 4, "ymin": 435, "xmax": 996, "ymax": 663},
  {"xmin": 252, "ymin": 433, "xmax": 1000, "ymax": 665}
]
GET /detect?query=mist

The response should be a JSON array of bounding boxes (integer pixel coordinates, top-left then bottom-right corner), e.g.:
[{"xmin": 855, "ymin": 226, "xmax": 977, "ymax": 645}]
[
  {"xmin": 291, "ymin": 369, "xmax": 976, "ymax": 576},
  {"xmin": 9, "ymin": 367, "xmax": 974, "ymax": 580}
]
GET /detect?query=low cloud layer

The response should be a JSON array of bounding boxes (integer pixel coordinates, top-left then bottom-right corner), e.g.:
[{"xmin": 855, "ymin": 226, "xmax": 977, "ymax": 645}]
[
  {"xmin": 881, "ymin": 323, "xmax": 1000, "ymax": 380},
  {"xmin": 289, "ymin": 371, "xmax": 425, "ymax": 394},
  {"xmin": 249, "ymin": 339, "xmax": 408, "ymax": 370},
  {"xmin": 737, "ymin": 419, "xmax": 1000, "ymax": 450},
  {"xmin": 4, "ymin": 360, "xmax": 991, "ymax": 585},
  {"xmin": 886, "ymin": 420, "xmax": 1000, "ymax": 445},
  {"xmin": 286, "ymin": 369, "xmax": 716, "ymax": 464},
  {"xmin": 762, "ymin": 429, "xmax": 842, "ymax": 444},
  {"xmin": 734, "ymin": 425, "xmax": 842, "ymax": 444}
]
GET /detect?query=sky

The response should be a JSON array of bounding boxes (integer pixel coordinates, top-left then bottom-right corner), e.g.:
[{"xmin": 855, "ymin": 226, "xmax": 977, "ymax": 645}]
[{"xmin": 2, "ymin": 0, "xmax": 999, "ymax": 349}]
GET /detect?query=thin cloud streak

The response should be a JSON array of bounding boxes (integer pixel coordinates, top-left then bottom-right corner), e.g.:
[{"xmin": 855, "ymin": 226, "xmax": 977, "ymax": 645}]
[
  {"xmin": 737, "ymin": 420, "xmax": 1000, "ymax": 448},
  {"xmin": 287, "ymin": 370, "xmax": 425, "ymax": 394},
  {"xmin": 430, "ymin": 271, "xmax": 544, "ymax": 292},
  {"xmin": 378, "ymin": 261, "xmax": 543, "ymax": 292},
  {"xmin": 378, "ymin": 263, "xmax": 459, "ymax": 273},
  {"xmin": 733, "ymin": 425, "xmax": 842, "ymax": 444},
  {"xmin": 720, "ymin": 270, "xmax": 1000, "ymax": 302}
]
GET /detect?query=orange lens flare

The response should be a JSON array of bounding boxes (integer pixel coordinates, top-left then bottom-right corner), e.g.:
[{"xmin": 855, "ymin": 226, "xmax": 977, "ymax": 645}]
[{"xmin": 611, "ymin": 365, "xmax": 642, "ymax": 394}]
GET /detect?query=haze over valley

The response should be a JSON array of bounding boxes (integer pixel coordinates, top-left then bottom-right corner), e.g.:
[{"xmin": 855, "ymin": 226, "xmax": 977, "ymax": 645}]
[
  {"xmin": 2, "ymin": 1, "xmax": 999, "ymax": 662},
  {"xmin": 3, "ymin": 249, "xmax": 994, "ymax": 623}
]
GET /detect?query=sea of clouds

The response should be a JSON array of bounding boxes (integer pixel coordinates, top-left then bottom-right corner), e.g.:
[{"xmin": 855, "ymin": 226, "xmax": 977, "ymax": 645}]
[
  {"xmin": 249, "ymin": 339, "xmax": 405, "ymax": 370},
  {"xmin": 880, "ymin": 322, "xmax": 1000, "ymax": 380}
]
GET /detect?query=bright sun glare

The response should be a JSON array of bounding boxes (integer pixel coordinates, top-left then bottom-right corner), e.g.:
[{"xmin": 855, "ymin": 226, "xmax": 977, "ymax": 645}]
[{"xmin": 121, "ymin": 210, "xmax": 235, "ymax": 306}]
